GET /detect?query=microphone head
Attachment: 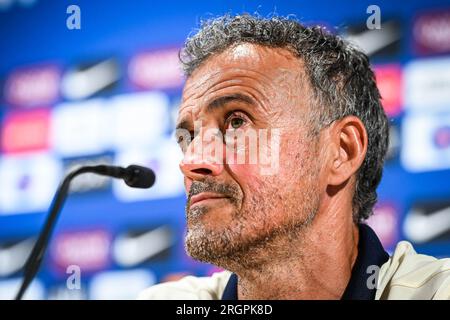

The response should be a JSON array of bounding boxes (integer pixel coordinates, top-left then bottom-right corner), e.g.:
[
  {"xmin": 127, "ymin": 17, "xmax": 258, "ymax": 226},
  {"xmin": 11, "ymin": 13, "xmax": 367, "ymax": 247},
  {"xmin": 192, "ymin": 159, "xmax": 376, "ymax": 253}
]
[{"xmin": 124, "ymin": 165, "xmax": 156, "ymax": 189}]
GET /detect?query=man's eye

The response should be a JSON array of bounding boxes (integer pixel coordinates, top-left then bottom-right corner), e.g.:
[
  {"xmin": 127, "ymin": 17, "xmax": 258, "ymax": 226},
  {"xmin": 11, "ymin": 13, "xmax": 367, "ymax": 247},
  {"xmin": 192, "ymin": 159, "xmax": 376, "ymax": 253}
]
[
  {"xmin": 176, "ymin": 135, "xmax": 184, "ymax": 145},
  {"xmin": 231, "ymin": 118, "xmax": 244, "ymax": 128},
  {"xmin": 226, "ymin": 115, "xmax": 247, "ymax": 130},
  {"xmin": 175, "ymin": 130, "xmax": 194, "ymax": 150}
]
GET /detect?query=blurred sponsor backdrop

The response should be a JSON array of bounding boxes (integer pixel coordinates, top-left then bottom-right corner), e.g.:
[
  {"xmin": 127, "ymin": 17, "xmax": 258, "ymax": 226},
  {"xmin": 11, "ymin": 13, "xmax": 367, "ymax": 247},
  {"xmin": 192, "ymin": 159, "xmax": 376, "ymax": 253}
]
[{"xmin": 1, "ymin": 0, "xmax": 450, "ymax": 299}]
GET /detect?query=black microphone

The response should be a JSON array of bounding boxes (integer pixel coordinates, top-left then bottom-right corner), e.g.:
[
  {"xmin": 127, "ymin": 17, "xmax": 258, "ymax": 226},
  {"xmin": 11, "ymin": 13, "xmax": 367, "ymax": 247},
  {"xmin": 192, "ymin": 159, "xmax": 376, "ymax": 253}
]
[
  {"xmin": 94, "ymin": 165, "xmax": 156, "ymax": 188},
  {"xmin": 15, "ymin": 164, "xmax": 156, "ymax": 300}
]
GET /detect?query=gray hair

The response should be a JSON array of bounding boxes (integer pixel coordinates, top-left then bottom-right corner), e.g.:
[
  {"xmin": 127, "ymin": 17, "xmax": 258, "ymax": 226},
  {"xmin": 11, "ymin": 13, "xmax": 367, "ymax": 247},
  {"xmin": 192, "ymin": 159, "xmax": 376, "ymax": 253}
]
[{"xmin": 180, "ymin": 14, "xmax": 389, "ymax": 222}]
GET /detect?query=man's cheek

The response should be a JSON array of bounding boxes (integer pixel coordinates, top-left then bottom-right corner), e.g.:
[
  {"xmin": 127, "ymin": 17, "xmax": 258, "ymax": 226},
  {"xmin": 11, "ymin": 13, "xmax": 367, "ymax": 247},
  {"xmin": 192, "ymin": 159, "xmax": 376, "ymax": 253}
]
[
  {"xmin": 227, "ymin": 163, "xmax": 262, "ymax": 182},
  {"xmin": 224, "ymin": 135, "xmax": 281, "ymax": 177}
]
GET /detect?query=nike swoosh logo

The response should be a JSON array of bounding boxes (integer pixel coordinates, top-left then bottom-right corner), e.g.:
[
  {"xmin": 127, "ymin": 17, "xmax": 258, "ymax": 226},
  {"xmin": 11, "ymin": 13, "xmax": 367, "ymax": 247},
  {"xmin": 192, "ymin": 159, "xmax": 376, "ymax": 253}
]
[
  {"xmin": 61, "ymin": 58, "xmax": 119, "ymax": 100},
  {"xmin": 0, "ymin": 238, "xmax": 35, "ymax": 277},
  {"xmin": 344, "ymin": 20, "xmax": 401, "ymax": 56},
  {"xmin": 403, "ymin": 206, "xmax": 450, "ymax": 243},
  {"xmin": 112, "ymin": 226, "xmax": 173, "ymax": 267}
]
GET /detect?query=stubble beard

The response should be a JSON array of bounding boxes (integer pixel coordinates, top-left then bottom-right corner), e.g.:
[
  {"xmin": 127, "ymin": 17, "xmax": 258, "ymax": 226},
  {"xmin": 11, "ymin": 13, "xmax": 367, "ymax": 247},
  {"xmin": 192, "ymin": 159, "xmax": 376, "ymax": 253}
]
[{"xmin": 184, "ymin": 158, "xmax": 321, "ymax": 272}]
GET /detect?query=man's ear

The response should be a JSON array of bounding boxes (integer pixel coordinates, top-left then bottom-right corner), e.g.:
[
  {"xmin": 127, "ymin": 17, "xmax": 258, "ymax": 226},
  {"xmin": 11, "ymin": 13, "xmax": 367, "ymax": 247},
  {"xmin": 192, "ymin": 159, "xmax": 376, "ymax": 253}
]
[{"xmin": 327, "ymin": 116, "xmax": 368, "ymax": 186}]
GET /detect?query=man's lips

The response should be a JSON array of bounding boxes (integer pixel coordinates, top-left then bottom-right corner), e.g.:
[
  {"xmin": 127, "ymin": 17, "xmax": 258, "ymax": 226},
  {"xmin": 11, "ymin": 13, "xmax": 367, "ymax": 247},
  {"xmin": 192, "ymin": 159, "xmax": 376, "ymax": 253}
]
[{"xmin": 189, "ymin": 192, "xmax": 230, "ymax": 206}]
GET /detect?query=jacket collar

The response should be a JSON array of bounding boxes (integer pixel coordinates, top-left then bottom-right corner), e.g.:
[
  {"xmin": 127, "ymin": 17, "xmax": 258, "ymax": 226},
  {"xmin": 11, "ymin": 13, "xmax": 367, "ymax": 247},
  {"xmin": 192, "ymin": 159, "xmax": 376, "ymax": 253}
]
[{"xmin": 221, "ymin": 224, "xmax": 389, "ymax": 300}]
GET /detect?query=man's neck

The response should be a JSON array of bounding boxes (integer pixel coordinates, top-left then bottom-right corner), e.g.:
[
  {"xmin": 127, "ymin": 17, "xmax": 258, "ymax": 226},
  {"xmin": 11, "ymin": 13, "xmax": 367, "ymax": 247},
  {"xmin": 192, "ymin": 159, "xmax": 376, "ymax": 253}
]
[{"xmin": 235, "ymin": 207, "xmax": 359, "ymax": 300}]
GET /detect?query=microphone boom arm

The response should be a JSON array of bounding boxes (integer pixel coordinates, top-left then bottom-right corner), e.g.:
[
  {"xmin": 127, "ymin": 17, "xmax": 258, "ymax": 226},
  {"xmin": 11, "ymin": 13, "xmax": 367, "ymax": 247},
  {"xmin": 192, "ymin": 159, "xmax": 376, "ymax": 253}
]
[
  {"xmin": 15, "ymin": 166, "xmax": 99, "ymax": 300},
  {"xmin": 15, "ymin": 164, "xmax": 155, "ymax": 300}
]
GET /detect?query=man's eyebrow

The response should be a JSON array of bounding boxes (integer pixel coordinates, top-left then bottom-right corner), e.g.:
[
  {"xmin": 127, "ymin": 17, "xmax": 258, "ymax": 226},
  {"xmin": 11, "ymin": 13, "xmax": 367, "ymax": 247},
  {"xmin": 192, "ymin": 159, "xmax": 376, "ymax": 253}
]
[{"xmin": 206, "ymin": 93, "xmax": 255, "ymax": 113}]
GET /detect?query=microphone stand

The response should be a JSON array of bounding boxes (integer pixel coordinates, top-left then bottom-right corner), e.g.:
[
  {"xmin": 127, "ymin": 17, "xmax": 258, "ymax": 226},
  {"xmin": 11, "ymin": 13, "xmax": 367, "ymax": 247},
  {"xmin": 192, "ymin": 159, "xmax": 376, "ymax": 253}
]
[{"xmin": 15, "ymin": 166, "xmax": 122, "ymax": 300}]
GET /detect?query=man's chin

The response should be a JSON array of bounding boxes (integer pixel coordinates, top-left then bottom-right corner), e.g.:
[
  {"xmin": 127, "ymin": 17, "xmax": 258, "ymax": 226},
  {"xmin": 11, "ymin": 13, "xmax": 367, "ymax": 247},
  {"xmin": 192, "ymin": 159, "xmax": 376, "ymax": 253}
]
[
  {"xmin": 184, "ymin": 229, "xmax": 227, "ymax": 264},
  {"xmin": 184, "ymin": 218, "xmax": 240, "ymax": 265}
]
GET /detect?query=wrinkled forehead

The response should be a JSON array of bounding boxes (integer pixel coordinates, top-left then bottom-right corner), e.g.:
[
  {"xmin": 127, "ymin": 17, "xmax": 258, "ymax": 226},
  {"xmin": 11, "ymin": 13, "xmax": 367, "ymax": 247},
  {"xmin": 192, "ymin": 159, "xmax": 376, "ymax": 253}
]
[{"xmin": 179, "ymin": 43, "xmax": 307, "ymax": 115}]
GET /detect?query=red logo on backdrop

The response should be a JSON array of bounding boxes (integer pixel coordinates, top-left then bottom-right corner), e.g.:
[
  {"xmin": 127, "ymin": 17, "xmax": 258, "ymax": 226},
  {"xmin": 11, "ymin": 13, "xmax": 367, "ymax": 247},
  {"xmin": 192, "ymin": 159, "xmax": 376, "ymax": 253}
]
[
  {"xmin": 4, "ymin": 64, "xmax": 60, "ymax": 107},
  {"xmin": 128, "ymin": 48, "xmax": 184, "ymax": 90},
  {"xmin": 50, "ymin": 229, "xmax": 111, "ymax": 274},
  {"xmin": 413, "ymin": 9, "xmax": 450, "ymax": 56},
  {"xmin": 1, "ymin": 109, "xmax": 50, "ymax": 154},
  {"xmin": 374, "ymin": 64, "xmax": 402, "ymax": 118}
]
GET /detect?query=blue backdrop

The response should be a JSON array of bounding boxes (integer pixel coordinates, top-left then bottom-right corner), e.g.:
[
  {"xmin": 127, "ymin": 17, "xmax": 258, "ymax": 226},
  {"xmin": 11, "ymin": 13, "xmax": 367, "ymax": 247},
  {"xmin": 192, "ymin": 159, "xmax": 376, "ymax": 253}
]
[{"xmin": 1, "ymin": 0, "xmax": 450, "ymax": 299}]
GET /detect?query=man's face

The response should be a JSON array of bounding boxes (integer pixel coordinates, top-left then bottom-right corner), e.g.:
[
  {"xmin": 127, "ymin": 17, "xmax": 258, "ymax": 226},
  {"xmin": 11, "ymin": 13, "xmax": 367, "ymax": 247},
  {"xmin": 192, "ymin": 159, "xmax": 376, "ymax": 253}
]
[{"xmin": 176, "ymin": 43, "xmax": 325, "ymax": 267}]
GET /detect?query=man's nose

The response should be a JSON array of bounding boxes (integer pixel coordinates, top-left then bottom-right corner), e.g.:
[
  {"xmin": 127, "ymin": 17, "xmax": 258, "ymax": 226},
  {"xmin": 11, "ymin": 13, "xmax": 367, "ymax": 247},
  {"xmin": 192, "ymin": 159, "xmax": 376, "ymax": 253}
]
[{"xmin": 179, "ymin": 135, "xmax": 224, "ymax": 180}]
